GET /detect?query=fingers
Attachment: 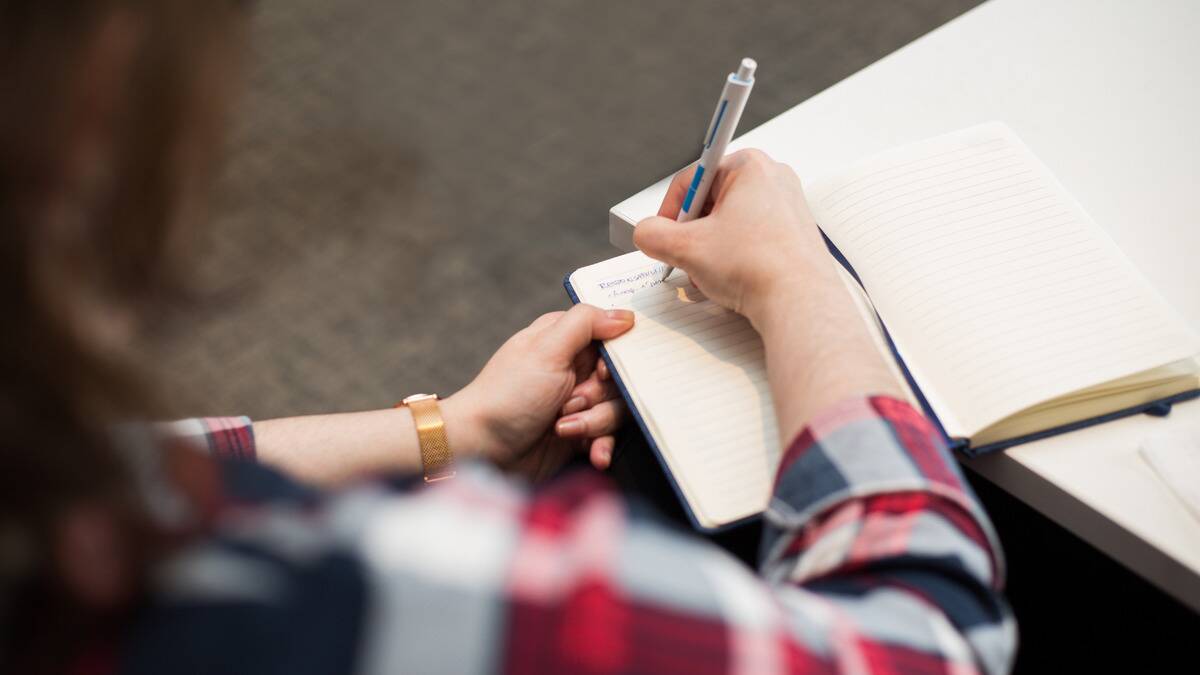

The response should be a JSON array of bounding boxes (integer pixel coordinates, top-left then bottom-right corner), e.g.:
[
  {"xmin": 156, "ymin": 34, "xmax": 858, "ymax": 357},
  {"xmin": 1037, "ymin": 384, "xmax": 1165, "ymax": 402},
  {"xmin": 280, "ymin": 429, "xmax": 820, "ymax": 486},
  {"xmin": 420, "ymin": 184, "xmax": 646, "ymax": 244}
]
[
  {"xmin": 569, "ymin": 344, "xmax": 599, "ymax": 385},
  {"xmin": 706, "ymin": 148, "xmax": 768, "ymax": 205},
  {"xmin": 562, "ymin": 396, "xmax": 588, "ymax": 416},
  {"xmin": 589, "ymin": 436, "xmax": 615, "ymax": 470},
  {"xmin": 653, "ymin": 150, "xmax": 773, "ymax": 222},
  {"xmin": 539, "ymin": 304, "xmax": 634, "ymax": 365},
  {"xmin": 562, "ymin": 370, "xmax": 619, "ymax": 415},
  {"xmin": 638, "ymin": 165, "xmax": 708, "ymax": 269},
  {"xmin": 556, "ymin": 362, "xmax": 624, "ymax": 471},
  {"xmin": 555, "ymin": 399, "xmax": 624, "ymax": 440},
  {"xmin": 657, "ymin": 162, "xmax": 700, "ymax": 218},
  {"xmin": 637, "ymin": 150, "xmax": 785, "ymax": 272},
  {"xmin": 633, "ymin": 215, "xmax": 703, "ymax": 269}
]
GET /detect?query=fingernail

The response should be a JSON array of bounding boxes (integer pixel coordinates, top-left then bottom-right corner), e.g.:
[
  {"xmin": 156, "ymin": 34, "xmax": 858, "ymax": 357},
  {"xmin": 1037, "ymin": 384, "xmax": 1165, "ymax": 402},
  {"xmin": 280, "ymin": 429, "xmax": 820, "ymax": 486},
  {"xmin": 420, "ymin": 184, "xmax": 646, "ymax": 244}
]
[
  {"xmin": 556, "ymin": 418, "xmax": 584, "ymax": 436},
  {"xmin": 563, "ymin": 396, "xmax": 587, "ymax": 415},
  {"xmin": 599, "ymin": 446, "xmax": 612, "ymax": 464},
  {"xmin": 605, "ymin": 309, "xmax": 634, "ymax": 323}
]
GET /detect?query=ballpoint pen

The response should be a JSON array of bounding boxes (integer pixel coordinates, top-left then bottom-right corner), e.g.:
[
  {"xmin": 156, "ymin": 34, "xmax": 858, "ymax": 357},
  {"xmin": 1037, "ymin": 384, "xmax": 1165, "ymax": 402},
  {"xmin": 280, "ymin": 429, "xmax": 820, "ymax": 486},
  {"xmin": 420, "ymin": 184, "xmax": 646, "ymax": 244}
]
[{"xmin": 660, "ymin": 57, "xmax": 757, "ymax": 281}]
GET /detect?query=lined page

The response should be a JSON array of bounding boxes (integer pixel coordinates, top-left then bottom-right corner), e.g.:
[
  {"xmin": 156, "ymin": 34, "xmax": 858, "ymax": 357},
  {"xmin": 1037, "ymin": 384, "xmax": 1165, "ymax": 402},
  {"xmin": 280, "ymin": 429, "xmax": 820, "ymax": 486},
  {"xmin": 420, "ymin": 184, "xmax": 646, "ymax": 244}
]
[
  {"xmin": 571, "ymin": 252, "xmax": 779, "ymax": 527},
  {"xmin": 807, "ymin": 123, "xmax": 1200, "ymax": 438}
]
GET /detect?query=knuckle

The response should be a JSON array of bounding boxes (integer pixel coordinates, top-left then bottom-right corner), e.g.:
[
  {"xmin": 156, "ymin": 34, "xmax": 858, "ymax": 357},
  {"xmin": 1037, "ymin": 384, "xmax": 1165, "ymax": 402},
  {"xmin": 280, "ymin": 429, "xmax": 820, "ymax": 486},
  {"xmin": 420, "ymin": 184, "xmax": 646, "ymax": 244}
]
[
  {"xmin": 509, "ymin": 330, "xmax": 536, "ymax": 351},
  {"xmin": 564, "ymin": 303, "xmax": 601, "ymax": 331},
  {"xmin": 730, "ymin": 153, "xmax": 770, "ymax": 180},
  {"xmin": 598, "ymin": 401, "xmax": 621, "ymax": 427},
  {"xmin": 741, "ymin": 148, "xmax": 773, "ymax": 166},
  {"xmin": 744, "ymin": 154, "xmax": 772, "ymax": 171},
  {"xmin": 576, "ymin": 302, "xmax": 603, "ymax": 319},
  {"xmin": 724, "ymin": 149, "xmax": 750, "ymax": 168},
  {"xmin": 577, "ymin": 381, "xmax": 598, "ymax": 401}
]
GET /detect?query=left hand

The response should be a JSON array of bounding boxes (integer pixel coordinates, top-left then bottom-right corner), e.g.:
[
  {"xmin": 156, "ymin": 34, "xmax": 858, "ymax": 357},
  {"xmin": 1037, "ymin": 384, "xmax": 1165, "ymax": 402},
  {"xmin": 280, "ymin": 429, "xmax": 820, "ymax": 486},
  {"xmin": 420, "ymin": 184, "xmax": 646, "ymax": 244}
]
[{"xmin": 452, "ymin": 304, "xmax": 634, "ymax": 479}]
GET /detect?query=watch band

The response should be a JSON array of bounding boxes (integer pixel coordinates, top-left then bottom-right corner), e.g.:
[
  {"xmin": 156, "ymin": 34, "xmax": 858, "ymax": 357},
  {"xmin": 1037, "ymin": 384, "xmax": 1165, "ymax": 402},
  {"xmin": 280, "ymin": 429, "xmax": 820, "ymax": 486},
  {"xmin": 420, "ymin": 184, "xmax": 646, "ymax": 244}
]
[{"xmin": 396, "ymin": 393, "xmax": 456, "ymax": 482}]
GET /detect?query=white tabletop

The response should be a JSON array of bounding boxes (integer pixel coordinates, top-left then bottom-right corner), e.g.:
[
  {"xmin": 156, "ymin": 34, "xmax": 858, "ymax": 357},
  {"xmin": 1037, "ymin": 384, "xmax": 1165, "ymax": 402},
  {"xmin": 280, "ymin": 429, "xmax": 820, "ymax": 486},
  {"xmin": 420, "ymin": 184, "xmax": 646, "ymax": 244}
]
[{"xmin": 609, "ymin": 0, "xmax": 1200, "ymax": 611}]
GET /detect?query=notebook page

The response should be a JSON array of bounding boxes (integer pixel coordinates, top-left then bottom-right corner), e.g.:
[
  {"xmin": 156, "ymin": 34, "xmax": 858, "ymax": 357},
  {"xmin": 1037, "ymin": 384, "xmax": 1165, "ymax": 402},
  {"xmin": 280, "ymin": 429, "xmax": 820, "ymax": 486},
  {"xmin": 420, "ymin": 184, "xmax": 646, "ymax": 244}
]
[
  {"xmin": 570, "ymin": 252, "xmax": 779, "ymax": 527},
  {"xmin": 806, "ymin": 122, "xmax": 1200, "ymax": 438}
]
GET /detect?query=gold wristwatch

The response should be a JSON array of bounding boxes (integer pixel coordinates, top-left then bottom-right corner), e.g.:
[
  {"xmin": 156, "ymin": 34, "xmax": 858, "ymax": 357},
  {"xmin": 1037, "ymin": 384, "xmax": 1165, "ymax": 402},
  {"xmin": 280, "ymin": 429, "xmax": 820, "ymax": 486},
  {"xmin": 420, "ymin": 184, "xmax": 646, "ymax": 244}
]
[{"xmin": 396, "ymin": 393, "xmax": 456, "ymax": 483}]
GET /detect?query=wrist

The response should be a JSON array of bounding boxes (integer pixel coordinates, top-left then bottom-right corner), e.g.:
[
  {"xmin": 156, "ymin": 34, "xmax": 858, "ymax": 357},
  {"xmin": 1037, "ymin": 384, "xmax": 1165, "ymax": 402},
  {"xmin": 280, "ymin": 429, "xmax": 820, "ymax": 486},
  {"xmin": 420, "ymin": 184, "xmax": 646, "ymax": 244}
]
[
  {"xmin": 746, "ymin": 264, "xmax": 843, "ymax": 338},
  {"xmin": 439, "ymin": 392, "xmax": 492, "ymax": 461}
]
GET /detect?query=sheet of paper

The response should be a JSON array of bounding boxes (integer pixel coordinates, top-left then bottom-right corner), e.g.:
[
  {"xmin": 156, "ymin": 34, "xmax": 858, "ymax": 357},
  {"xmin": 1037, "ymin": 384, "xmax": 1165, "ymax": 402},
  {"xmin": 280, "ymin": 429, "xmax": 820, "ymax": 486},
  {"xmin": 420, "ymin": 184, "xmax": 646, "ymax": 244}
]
[
  {"xmin": 807, "ymin": 122, "xmax": 1200, "ymax": 437},
  {"xmin": 571, "ymin": 252, "xmax": 779, "ymax": 527}
]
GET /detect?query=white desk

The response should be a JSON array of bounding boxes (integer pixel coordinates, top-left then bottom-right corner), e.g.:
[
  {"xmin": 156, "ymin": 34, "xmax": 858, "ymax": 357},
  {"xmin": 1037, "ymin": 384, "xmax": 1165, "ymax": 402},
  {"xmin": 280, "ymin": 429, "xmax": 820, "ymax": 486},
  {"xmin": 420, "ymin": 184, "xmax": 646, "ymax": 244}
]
[{"xmin": 609, "ymin": 0, "xmax": 1200, "ymax": 612}]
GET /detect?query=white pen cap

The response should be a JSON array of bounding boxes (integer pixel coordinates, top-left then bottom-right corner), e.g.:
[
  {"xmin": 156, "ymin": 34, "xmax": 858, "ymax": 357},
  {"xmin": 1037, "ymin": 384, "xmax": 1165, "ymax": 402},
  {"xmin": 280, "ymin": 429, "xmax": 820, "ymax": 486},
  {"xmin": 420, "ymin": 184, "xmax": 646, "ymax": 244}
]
[{"xmin": 735, "ymin": 58, "xmax": 757, "ymax": 82}]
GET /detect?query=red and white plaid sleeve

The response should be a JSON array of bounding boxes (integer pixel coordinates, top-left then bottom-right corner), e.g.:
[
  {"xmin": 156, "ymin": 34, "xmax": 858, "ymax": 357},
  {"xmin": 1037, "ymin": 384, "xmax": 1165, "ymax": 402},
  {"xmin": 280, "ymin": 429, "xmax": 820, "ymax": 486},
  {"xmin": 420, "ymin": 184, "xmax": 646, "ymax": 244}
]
[
  {"xmin": 158, "ymin": 416, "xmax": 256, "ymax": 461},
  {"xmin": 133, "ymin": 397, "xmax": 1014, "ymax": 675},
  {"xmin": 480, "ymin": 395, "xmax": 1014, "ymax": 674}
]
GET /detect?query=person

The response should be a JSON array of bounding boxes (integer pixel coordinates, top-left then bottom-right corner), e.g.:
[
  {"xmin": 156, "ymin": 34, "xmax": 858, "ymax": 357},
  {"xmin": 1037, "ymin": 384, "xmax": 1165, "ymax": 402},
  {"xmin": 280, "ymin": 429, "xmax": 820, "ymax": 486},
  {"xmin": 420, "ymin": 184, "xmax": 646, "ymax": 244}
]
[{"xmin": 0, "ymin": 1, "xmax": 1015, "ymax": 673}]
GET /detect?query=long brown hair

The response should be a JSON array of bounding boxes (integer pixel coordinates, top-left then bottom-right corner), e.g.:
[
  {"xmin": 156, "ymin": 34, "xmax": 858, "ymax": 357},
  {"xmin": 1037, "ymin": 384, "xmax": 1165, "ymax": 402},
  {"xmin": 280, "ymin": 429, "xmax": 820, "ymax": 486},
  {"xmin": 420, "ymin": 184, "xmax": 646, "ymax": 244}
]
[{"xmin": 0, "ymin": 1, "xmax": 244, "ymax": 670}]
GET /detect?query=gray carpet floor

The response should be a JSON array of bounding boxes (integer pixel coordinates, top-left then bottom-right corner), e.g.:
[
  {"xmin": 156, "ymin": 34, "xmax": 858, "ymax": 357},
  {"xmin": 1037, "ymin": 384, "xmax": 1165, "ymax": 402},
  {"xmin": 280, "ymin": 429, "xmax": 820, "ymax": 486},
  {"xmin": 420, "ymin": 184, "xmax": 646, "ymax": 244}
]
[{"xmin": 151, "ymin": 0, "xmax": 981, "ymax": 419}]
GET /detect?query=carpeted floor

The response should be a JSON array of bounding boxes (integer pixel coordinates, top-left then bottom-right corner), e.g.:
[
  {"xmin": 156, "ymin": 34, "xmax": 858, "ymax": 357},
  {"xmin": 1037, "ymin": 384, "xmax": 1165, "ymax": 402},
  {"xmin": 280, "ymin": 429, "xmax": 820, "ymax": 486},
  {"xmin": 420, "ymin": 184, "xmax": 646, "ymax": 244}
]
[{"xmin": 150, "ymin": 0, "xmax": 982, "ymax": 419}]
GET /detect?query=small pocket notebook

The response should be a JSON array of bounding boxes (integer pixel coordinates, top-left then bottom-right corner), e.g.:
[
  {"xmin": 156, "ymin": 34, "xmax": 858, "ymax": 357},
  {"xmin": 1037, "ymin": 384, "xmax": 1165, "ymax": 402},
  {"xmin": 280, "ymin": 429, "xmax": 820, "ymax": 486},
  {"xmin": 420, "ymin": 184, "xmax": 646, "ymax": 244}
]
[{"xmin": 566, "ymin": 122, "xmax": 1200, "ymax": 532}]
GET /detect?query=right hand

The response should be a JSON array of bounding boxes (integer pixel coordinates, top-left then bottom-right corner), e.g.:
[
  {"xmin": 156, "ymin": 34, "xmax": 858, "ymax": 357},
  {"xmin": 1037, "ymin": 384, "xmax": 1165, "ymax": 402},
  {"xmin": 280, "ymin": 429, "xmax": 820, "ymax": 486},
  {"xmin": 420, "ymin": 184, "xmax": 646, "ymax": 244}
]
[{"xmin": 633, "ymin": 150, "xmax": 841, "ymax": 329}]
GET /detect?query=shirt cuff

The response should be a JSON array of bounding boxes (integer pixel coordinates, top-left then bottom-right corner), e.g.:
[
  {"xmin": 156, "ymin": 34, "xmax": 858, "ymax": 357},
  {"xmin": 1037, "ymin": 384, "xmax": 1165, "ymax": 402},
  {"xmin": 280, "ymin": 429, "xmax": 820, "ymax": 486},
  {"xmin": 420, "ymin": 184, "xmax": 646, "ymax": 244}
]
[
  {"xmin": 768, "ymin": 395, "xmax": 982, "ymax": 533},
  {"xmin": 159, "ymin": 416, "xmax": 257, "ymax": 461}
]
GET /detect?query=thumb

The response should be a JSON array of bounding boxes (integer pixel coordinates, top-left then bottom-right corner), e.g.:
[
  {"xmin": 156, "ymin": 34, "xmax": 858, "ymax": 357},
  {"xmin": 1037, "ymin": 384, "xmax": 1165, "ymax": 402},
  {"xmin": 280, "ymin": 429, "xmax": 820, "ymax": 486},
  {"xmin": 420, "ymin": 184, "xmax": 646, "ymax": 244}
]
[
  {"xmin": 540, "ymin": 304, "xmax": 634, "ymax": 366},
  {"xmin": 633, "ymin": 216, "xmax": 697, "ymax": 269}
]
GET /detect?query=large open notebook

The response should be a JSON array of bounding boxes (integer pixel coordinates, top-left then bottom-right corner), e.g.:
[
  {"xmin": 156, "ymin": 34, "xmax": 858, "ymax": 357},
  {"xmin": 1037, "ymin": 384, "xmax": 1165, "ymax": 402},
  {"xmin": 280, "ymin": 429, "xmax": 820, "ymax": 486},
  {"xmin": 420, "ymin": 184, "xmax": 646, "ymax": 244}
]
[{"xmin": 567, "ymin": 122, "xmax": 1200, "ymax": 531}]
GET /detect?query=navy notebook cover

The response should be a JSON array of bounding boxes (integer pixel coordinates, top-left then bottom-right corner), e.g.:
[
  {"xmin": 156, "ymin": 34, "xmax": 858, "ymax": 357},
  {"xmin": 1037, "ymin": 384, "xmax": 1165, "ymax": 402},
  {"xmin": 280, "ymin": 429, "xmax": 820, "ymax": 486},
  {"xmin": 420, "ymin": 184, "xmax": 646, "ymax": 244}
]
[{"xmin": 565, "ymin": 239, "xmax": 1198, "ymax": 529}]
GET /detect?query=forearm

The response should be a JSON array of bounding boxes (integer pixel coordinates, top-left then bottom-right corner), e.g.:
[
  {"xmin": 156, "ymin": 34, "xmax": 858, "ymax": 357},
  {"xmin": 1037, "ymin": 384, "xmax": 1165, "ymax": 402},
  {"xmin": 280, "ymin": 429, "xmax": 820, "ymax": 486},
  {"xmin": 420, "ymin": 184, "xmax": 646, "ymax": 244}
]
[
  {"xmin": 752, "ymin": 268, "xmax": 901, "ymax": 444},
  {"xmin": 252, "ymin": 395, "xmax": 484, "ymax": 486}
]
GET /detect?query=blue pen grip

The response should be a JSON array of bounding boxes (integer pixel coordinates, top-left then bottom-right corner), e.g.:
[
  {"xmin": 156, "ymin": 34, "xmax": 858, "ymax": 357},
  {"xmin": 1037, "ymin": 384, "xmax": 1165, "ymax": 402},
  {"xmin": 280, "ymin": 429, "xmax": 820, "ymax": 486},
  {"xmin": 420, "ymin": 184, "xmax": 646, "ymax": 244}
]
[{"xmin": 681, "ymin": 165, "xmax": 706, "ymax": 214}]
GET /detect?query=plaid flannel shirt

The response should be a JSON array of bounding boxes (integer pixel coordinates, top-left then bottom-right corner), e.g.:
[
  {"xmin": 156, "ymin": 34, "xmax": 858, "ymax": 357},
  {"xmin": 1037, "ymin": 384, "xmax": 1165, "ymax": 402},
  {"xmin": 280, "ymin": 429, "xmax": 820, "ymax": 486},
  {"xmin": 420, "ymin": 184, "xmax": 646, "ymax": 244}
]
[{"xmin": 119, "ymin": 396, "xmax": 1015, "ymax": 675}]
